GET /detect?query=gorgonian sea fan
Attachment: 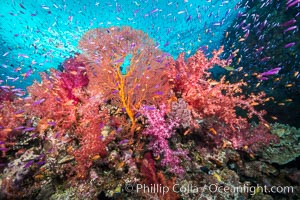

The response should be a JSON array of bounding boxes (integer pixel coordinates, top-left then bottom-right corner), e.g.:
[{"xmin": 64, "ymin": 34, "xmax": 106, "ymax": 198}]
[{"xmin": 77, "ymin": 26, "xmax": 174, "ymax": 133}]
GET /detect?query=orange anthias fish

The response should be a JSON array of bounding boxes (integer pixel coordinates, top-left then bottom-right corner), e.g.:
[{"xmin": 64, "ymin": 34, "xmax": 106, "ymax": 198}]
[{"xmin": 209, "ymin": 128, "xmax": 217, "ymax": 135}]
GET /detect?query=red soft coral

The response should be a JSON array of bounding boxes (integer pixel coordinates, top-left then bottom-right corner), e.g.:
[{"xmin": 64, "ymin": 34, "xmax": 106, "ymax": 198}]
[
  {"xmin": 25, "ymin": 70, "xmax": 78, "ymax": 136},
  {"xmin": 60, "ymin": 54, "xmax": 89, "ymax": 102},
  {"xmin": 73, "ymin": 93, "xmax": 110, "ymax": 177},
  {"xmin": 0, "ymin": 99, "xmax": 25, "ymax": 157},
  {"xmin": 169, "ymin": 46, "xmax": 275, "ymax": 150}
]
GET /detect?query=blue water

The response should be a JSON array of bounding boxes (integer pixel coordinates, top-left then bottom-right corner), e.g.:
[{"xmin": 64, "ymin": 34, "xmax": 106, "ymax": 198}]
[{"xmin": 0, "ymin": 0, "xmax": 241, "ymax": 89}]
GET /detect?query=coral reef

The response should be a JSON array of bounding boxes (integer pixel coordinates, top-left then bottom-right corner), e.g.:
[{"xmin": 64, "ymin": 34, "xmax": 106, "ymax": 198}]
[
  {"xmin": 0, "ymin": 26, "xmax": 297, "ymax": 199},
  {"xmin": 1, "ymin": 148, "xmax": 43, "ymax": 198}
]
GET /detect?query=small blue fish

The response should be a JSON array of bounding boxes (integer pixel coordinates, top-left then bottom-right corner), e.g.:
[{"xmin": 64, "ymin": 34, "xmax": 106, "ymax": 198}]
[
  {"xmin": 36, "ymin": 161, "xmax": 46, "ymax": 166},
  {"xmin": 284, "ymin": 42, "xmax": 296, "ymax": 48},
  {"xmin": 22, "ymin": 127, "xmax": 36, "ymax": 132},
  {"xmin": 19, "ymin": 3, "xmax": 26, "ymax": 9},
  {"xmin": 14, "ymin": 126, "xmax": 25, "ymax": 130},
  {"xmin": 143, "ymin": 105, "xmax": 155, "ymax": 110},
  {"xmin": 0, "ymin": 147, "xmax": 8, "ymax": 151},
  {"xmin": 32, "ymin": 98, "xmax": 45, "ymax": 105},
  {"xmin": 47, "ymin": 121, "xmax": 56, "ymax": 126},
  {"xmin": 118, "ymin": 139, "xmax": 129, "ymax": 145},
  {"xmin": 186, "ymin": 15, "xmax": 192, "ymax": 22},
  {"xmin": 54, "ymin": 132, "xmax": 61, "ymax": 138},
  {"xmin": 155, "ymin": 91, "xmax": 164, "ymax": 95},
  {"xmin": 24, "ymin": 160, "xmax": 34, "ymax": 168}
]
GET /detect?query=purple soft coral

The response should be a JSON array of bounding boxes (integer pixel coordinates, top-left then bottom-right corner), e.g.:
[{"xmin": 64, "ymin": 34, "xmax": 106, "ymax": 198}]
[{"xmin": 141, "ymin": 104, "xmax": 189, "ymax": 176}]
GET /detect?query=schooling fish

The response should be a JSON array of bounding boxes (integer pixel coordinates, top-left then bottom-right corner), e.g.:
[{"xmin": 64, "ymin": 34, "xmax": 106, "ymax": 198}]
[
  {"xmin": 2, "ymin": 52, "xmax": 9, "ymax": 57},
  {"xmin": 224, "ymin": 66, "xmax": 237, "ymax": 71},
  {"xmin": 18, "ymin": 53, "xmax": 29, "ymax": 59},
  {"xmin": 19, "ymin": 3, "xmax": 26, "ymax": 9},
  {"xmin": 287, "ymin": 0, "xmax": 300, "ymax": 8},
  {"xmin": 14, "ymin": 126, "xmax": 25, "ymax": 130},
  {"xmin": 284, "ymin": 25, "xmax": 298, "ymax": 33},
  {"xmin": 281, "ymin": 19, "xmax": 297, "ymax": 27},
  {"xmin": 143, "ymin": 105, "xmax": 156, "ymax": 110},
  {"xmin": 32, "ymin": 98, "xmax": 45, "ymax": 105},
  {"xmin": 258, "ymin": 67, "xmax": 281, "ymax": 80},
  {"xmin": 284, "ymin": 42, "xmax": 296, "ymax": 48},
  {"xmin": 22, "ymin": 127, "xmax": 36, "ymax": 132},
  {"xmin": 24, "ymin": 160, "xmax": 34, "ymax": 168},
  {"xmin": 118, "ymin": 139, "xmax": 129, "ymax": 145},
  {"xmin": 186, "ymin": 15, "xmax": 192, "ymax": 22},
  {"xmin": 260, "ymin": 67, "xmax": 281, "ymax": 76},
  {"xmin": 22, "ymin": 68, "xmax": 33, "ymax": 79},
  {"xmin": 260, "ymin": 57, "xmax": 271, "ymax": 62},
  {"xmin": 0, "ymin": 148, "xmax": 8, "ymax": 151},
  {"xmin": 47, "ymin": 121, "xmax": 56, "ymax": 126}
]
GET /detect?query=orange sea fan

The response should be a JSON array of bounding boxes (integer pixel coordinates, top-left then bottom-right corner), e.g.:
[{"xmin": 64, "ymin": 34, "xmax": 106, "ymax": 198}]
[{"xmin": 78, "ymin": 26, "xmax": 174, "ymax": 133}]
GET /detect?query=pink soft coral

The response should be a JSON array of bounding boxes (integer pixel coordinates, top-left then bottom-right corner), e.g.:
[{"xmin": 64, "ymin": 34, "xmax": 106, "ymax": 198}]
[{"xmin": 141, "ymin": 104, "xmax": 189, "ymax": 175}]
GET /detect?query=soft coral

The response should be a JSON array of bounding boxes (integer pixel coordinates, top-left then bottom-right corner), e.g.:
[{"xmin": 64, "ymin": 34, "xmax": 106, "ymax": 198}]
[
  {"xmin": 169, "ymin": 46, "xmax": 276, "ymax": 151},
  {"xmin": 141, "ymin": 104, "xmax": 189, "ymax": 175},
  {"xmin": 60, "ymin": 54, "xmax": 89, "ymax": 102}
]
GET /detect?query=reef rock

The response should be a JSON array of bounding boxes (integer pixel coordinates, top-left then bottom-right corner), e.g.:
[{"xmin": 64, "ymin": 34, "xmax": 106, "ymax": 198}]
[{"xmin": 259, "ymin": 123, "xmax": 300, "ymax": 165}]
